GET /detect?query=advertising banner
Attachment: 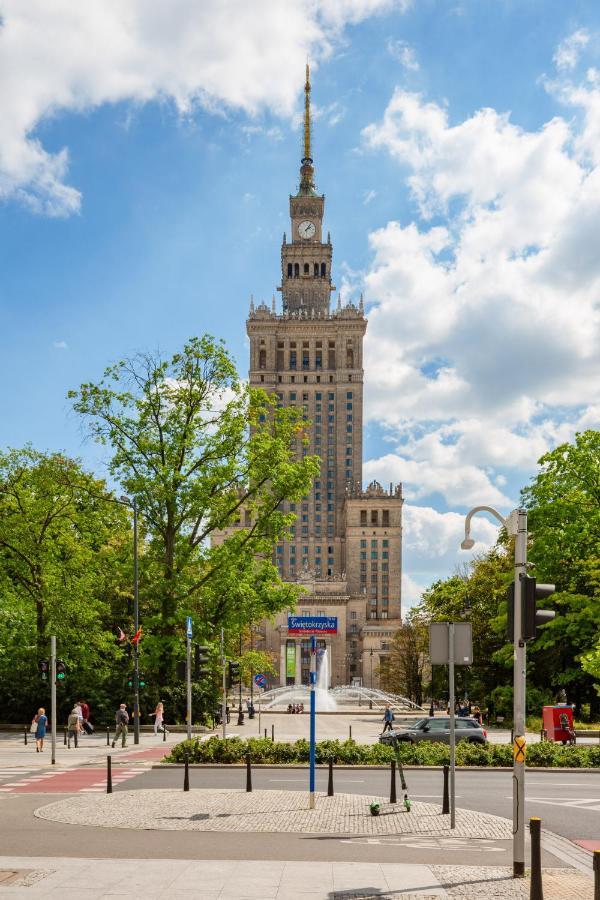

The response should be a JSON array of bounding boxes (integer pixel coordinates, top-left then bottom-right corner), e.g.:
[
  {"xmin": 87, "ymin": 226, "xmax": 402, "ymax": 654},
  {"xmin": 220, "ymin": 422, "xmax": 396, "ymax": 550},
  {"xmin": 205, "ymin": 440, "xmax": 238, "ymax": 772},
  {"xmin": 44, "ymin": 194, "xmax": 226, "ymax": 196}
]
[
  {"xmin": 286, "ymin": 642, "xmax": 296, "ymax": 679},
  {"xmin": 288, "ymin": 615, "xmax": 338, "ymax": 635}
]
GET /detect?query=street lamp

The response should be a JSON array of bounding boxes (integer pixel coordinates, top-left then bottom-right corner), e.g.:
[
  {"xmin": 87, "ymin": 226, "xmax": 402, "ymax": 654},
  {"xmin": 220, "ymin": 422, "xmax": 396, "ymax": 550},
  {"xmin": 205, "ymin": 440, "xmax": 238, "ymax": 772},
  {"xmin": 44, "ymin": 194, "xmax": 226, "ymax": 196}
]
[
  {"xmin": 460, "ymin": 504, "xmax": 526, "ymax": 878},
  {"xmin": 369, "ymin": 649, "xmax": 374, "ymax": 709}
]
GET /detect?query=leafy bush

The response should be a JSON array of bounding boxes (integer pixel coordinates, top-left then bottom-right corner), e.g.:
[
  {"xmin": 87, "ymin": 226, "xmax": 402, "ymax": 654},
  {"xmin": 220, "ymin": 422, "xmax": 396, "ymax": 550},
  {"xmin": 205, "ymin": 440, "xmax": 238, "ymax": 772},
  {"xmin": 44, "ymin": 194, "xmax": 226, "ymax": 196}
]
[{"xmin": 165, "ymin": 736, "xmax": 600, "ymax": 768}]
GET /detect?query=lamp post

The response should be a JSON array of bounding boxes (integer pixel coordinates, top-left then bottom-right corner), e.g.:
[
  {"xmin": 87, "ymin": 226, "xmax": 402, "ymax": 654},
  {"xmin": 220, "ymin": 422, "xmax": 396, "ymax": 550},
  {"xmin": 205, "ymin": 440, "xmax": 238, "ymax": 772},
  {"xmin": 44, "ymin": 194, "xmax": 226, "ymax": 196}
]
[
  {"xmin": 120, "ymin": 496, "xmax": 140, "ymax": 746},
  {"xmin": 460, "ymin": 504, "xmax": 525, "ymax": 878},
  {"xmin": 369, "ymin": 649, "xmax": 374, "ymax": 709}
]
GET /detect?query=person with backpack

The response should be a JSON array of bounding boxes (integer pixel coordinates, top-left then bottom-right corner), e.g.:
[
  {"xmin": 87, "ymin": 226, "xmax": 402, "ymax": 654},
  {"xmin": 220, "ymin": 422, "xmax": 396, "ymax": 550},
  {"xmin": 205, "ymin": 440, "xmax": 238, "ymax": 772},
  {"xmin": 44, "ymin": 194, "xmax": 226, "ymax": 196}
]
[
  {"xmin": 382, "ymin": 704, "xmax": 394, "ymax": 733},
  {"xmin": 112, "ymin": 703, "xmax": 129, "ymax": 748},
  {"xmin": 67, "ymin": 706, "xmax": 80, "ymax": 749}
]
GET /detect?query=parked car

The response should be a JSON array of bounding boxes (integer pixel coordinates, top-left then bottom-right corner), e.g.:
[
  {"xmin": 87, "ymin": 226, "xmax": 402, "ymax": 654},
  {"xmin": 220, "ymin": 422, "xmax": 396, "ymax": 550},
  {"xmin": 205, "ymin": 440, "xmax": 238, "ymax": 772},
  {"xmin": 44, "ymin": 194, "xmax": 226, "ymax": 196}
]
[{"xmin": 379, "ymin": 716, "xmax": 488, "ymax": 745}]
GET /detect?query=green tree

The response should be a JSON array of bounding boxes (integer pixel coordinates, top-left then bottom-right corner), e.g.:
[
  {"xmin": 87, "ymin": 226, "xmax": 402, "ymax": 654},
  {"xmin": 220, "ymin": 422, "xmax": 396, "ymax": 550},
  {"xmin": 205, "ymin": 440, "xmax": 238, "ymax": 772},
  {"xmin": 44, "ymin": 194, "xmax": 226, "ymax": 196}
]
[
  {"xmin": 380, "ymin": 612, "xmax": 429, "ymax": 705},
  {"xmin": 70, "ymin": 335, "xmax": 320, "ymax": 678},
  {"xmin": 0, "ymin": 447, "xmax": 132, "ymax": 720},
  {"xmin": 522, "ymin": 430, "xmax": 600, "ymax": 716}
]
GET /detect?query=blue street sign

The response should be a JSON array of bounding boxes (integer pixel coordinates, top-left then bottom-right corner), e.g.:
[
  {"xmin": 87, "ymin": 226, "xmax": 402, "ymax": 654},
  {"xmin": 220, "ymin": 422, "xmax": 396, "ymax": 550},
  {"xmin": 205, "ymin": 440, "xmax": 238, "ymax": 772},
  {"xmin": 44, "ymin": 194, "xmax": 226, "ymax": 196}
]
[
  {"xmin": 186, "ymin": 616, "xmax": 193, "ymax": 638},
  {"xmin": 254, "ymin": 673, "xmax": 267, "ymax": 688}
]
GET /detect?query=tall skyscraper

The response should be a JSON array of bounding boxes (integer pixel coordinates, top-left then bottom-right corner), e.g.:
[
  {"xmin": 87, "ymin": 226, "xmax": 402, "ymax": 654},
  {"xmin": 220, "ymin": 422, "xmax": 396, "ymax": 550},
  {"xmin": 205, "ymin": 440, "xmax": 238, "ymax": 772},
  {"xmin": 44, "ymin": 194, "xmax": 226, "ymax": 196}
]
[{"xmin": 245, "ymin": 67, "xmax": 403, "ymax": 687}]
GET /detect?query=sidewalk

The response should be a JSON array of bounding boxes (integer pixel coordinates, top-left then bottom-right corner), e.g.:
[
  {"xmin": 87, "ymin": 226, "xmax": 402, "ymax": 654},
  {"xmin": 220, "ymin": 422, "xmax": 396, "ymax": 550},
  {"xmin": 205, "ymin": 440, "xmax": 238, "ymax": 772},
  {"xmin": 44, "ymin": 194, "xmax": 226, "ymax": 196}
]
[
  {"xmin": 0, "ymin": 730, "xmax": 183, "ymax": 770},
  {"xmin": 0, "ymin": 856, "xmax": 593, "ymax": 898}
]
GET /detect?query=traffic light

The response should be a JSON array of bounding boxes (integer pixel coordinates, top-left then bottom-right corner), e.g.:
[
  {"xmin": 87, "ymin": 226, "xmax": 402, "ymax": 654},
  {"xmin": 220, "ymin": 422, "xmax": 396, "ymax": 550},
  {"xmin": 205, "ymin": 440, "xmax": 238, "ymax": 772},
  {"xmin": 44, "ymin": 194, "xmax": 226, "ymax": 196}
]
[
  {"xmin": 139, "ymin": 672, "xmax": 146, "ymax": 689},
  {"xmin": 194, "ymin": 645, "xmax": 211, "ymax": 679},
  {"xmin": 39, "ymin": 659, "xmax": 49, "ymax": 682},
  {"xmin": 506, "ymin": 577, "xmax": 555, "ymax": 642},
  {"xmin": 127, "ymin": 673, "xmax": 134, "ymax": 688},
  {"xmin": 56, "ymin": 659, "xmax": 67, "ymax": 680},
  {"xmin": 522, "ymin": 575, "xmax": 555, "ymax": 642},
  {"xmin": 228, "ymin": 660, "xmax": 241, "ymax": 688}
]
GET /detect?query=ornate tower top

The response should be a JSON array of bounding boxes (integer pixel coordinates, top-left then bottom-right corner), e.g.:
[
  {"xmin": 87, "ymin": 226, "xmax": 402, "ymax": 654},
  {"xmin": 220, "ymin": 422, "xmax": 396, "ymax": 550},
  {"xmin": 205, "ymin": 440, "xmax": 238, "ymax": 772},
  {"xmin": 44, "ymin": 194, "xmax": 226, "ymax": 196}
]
[{"xmin": 298, "ymin": 63, "xmax": 316, "ymax": 196}]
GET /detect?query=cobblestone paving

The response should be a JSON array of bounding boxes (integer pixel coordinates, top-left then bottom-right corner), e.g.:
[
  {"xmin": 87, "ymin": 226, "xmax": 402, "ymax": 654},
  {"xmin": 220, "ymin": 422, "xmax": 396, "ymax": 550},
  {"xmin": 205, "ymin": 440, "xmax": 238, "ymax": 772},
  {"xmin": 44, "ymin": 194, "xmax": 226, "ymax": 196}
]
[
  {"xmin": 34, "ymin": 788, "xmax": 513, "ymax": 838},
  {"xmin": 432, "ymin": 865, "xmax": 593, "ymax": 898}
]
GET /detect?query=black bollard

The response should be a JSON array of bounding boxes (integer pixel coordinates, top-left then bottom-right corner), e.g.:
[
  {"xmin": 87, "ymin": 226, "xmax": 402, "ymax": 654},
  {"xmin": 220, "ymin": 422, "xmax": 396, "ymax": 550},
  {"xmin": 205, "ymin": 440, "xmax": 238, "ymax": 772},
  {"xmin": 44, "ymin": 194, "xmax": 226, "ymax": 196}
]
[
  {"xmin": 246, "ymin": 753, "xmax": 252, "ymax": 793},
  {"xmin": 271, "ymin": 724, "xmax": 275, "ymax": 742},
  {"xmin": 106, "ymin": 755, "xmax": 112, "ymax": 794},
  {"xmin": 24, "ymin": 727, "xmax": 27, "ymax": 746},
  {"xmin": 390, "ymin": 759, "xmax": 397, "ymax": 804},
  {"xmin": 594, "ymin": 849, "xmax": 600, "ymax": 900},
  {"xmin": 264, "ymin": 728, "xmax": 267, "ymax": 739},
  {"xmin": 349, "ymin": 725, "xmax": 352, "ymax": 741},
  {"xmin": 442, "ymin": 764, "xmax": 449, "ymax": 814},
  {"xmin": 106, "ymin": 726, "xmax": 110, "ymax": 746},
  {"xmin": 529, "ymin": 817, "xmax": 543, "ymax": 900},
  {"xmin": 64, "ymin": 728, "xmax": 67, "ymax": 746},
  {"xmin": 163, "ymin": 724, "xmax": 167, "ymax": 742},
  {"xmin": 184, "ymin": 752, "xmax": 190, "ymax": 792},
  {"xmin": 327, "ymin": 756, "xmax": 334, "ymax": 797}
]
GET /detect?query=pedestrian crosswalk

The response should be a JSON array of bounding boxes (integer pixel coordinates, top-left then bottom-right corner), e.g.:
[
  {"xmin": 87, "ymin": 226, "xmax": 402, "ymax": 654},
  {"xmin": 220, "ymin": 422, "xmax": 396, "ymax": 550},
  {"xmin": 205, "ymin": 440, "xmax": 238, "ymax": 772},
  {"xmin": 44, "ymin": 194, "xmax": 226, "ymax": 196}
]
[{"xmin": 0, "ymin": 767, "xmax": 141, "ymax": 793}]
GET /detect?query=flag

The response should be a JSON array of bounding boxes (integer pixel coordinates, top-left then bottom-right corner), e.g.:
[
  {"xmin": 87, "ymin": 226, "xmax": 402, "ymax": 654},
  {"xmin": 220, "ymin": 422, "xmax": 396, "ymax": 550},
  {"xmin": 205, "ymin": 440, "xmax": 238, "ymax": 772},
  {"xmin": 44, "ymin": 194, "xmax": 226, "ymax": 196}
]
[
  {"xmin": 132, "ymin": 626, "xmax": 143, "ymax": 645},
  {"xmin": 117, "ymin": 627, "xmax": 126, "ymax": 642}
]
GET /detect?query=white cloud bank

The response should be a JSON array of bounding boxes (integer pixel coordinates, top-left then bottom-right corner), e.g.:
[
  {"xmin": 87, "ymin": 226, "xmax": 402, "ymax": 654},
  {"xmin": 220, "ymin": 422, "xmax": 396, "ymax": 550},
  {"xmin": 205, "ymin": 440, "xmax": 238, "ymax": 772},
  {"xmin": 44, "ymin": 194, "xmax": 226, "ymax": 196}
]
[
  {"xmin": 361, "ymin": 37, "xmax": 600, "ymax": 514},
  {"xmin": 0, "ymin": 0, "xmax": 408, "ymax": 216}
]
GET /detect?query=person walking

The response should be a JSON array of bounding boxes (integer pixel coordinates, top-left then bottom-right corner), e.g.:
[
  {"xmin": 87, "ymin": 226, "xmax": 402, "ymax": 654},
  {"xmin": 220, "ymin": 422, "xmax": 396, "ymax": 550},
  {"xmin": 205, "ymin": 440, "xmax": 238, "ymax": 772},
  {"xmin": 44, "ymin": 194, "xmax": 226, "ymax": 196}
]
[
  {"xmin": 112, "ymin": 703, "xmax": 129, "ymax": 748},
  {"xmin": 33, "ymin": 708, "xmax": 48, "ymax": 753},
  {"xmin": 79, "ymin": 699, "xmax": 91, "ymax": 734},
  {"xmin": 151, "ymin": 702, "xmax": 168, "ymax": 736},
  {"xmin": 382, "ymin": 704, "xmax": 394, "ymax": 733},
  {"xmin": 67, "ymin": 706, "xmax": 80, "ymax": 748}
]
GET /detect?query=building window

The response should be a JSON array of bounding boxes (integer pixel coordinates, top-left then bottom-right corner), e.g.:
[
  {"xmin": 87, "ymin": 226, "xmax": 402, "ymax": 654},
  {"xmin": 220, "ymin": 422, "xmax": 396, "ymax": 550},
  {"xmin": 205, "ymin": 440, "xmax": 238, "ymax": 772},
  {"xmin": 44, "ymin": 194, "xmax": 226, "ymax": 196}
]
[
  {"xmin": 290, "ymin": 352, "xmax": 297, "ymax": 370},
  {"xmin": 259, "ymin": 349, "xmax": 266, "ymax": 369},
  {"xmin": 304, "ymin": 262, "xmax": 309, "ymax": 274},
  {"xmin": 360, "ymin": 510, "xmax": 367, "ymax": 525},
  {"xmin": 360, "ymin": 539, "xmax": 366, "ymax": 548},
  {"xmin": 371, "ymin": 551, "xmax": 377, "ymax": 559},
  {"xmin": 360, "ymin": 551, "xmax": 366, "ymax": 560},
  {"xmin": 382, "ymin": 539, "xmax": 389, "ymax": 547},
  {"xmin": 350, "ymin": 611, "xmax": 357, "ymax": 620},
  {"xmin": 371, "ymin": 510, "xmax": 378, "ymax": 526},
  {"xmin": 382, "ymin": 510, "xmax": 390, "ymax": 526}
]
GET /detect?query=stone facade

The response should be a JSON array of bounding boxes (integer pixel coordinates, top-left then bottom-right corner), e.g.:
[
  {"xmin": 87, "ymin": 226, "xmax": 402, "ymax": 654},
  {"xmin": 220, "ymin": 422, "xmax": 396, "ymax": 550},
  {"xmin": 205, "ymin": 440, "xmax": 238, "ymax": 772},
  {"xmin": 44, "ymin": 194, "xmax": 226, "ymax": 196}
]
[{"xmin": 225, "ymin": 69, "xmax": 402, "ymax": 688}]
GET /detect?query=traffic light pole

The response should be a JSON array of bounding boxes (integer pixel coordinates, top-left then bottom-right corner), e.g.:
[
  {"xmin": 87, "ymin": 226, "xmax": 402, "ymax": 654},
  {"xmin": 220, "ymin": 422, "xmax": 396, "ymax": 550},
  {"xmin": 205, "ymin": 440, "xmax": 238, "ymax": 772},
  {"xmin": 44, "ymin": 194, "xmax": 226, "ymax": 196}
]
[
  {"xmin": 512, "ymin": 508, "xmax": 528, "ymax": 877},
  {"xmin": 50, "ymin": 635, "xmax": 56, "ymax": 765},
  {"xmin": 221, "ymin": 628, "xmax": 227, "ymax": 740},
  {"xmin": 133, "ymin": 500, "xmax": 140, "ymax": 745}
]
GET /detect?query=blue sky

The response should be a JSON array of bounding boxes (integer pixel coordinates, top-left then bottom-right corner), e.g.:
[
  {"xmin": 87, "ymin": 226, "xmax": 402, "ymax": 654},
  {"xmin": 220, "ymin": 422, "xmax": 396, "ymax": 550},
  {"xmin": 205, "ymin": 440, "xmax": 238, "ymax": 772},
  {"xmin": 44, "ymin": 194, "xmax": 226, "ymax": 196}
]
[{"xmin": 1, "ymin": 0, "xmax": 599, "ymax": 608}]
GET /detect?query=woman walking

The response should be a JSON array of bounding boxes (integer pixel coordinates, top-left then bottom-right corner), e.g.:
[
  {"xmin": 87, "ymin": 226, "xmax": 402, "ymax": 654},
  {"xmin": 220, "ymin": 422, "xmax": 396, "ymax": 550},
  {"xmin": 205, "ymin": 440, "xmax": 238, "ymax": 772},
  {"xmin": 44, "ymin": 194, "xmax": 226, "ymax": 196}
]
[
  {"xmin": 33, "ymin": 707, "xmax": 48, "ymax": 753},
  {"xmin": 151, "ymin": 701, "xmax": 167, "ymax": 736}
]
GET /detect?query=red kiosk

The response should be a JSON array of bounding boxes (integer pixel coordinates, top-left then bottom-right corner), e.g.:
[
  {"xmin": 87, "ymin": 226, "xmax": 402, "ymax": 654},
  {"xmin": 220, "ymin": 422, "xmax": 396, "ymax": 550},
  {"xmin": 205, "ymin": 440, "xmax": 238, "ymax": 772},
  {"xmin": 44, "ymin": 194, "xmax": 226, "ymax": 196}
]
[{"xmin": 542, "ymin": 706, "xmax": 576, "ymax": 744}]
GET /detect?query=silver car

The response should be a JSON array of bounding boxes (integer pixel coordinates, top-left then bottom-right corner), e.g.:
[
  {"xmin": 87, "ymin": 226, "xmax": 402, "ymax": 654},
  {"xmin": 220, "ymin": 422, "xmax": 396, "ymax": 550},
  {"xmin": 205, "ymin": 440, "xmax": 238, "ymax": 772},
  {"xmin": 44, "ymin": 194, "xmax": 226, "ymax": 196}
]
[{"xmin": 380, "ymin": 716, "xmax": 488, "ymax": 745}]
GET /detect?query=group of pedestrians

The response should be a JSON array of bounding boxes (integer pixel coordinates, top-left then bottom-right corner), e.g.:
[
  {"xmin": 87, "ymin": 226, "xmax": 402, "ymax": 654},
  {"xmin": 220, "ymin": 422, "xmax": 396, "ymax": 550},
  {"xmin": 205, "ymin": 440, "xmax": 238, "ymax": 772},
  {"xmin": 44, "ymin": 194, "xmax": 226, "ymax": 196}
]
[{"xmin": 31, "ymin": 700, "xmax": 167, "ymax": 752}]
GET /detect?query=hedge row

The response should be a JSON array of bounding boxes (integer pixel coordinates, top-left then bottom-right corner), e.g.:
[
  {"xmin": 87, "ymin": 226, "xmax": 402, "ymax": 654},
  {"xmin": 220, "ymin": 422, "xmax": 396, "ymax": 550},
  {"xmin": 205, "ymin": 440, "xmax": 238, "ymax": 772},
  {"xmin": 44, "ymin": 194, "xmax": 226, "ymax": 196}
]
[{"xmin": 165, "ymin": 736, "xmax": 600, "ymax": 768}]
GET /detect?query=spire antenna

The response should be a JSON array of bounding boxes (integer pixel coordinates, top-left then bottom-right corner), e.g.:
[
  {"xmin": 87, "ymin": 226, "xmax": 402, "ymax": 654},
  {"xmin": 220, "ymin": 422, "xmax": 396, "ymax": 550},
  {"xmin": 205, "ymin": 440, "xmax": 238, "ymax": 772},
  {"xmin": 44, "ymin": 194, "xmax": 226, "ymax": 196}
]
[
  {"xmin": 299, "ymin": 63, "xmax": 315, "ymax": 195},
  {"xmin": 303, "ymin": 63, "xmax": 311, "ymax": 162}
]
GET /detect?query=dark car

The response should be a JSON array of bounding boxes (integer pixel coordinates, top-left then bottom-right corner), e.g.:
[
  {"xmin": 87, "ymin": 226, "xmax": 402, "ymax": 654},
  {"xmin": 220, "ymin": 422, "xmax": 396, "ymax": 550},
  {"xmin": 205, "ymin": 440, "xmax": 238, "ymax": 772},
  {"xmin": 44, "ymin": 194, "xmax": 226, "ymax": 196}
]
[{"xmin": 379, "ymin": 716, "xmax": 488, "ymax": 745}]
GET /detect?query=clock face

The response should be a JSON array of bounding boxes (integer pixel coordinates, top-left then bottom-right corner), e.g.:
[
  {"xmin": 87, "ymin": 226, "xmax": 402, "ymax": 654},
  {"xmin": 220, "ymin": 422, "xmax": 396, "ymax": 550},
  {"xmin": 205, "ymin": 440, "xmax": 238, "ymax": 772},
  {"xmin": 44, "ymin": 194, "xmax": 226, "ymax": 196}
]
[{"xmin": 298, "ymin": 220, "xmax": 316, "ymax": 239}]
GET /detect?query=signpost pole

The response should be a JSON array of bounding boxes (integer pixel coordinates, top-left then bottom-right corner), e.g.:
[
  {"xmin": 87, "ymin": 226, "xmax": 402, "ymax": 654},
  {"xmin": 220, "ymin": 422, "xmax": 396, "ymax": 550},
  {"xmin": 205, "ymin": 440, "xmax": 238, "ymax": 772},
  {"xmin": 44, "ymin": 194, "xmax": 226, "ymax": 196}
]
[
  {"xmin": 309, "ymin": 635, "xmax": 317, "ymax": 810},
  {"xmin": 258, "ymin": 691, "xmax": 261, "ymax": 736},
  {"xmin": 448, "ymin": 622, "xmax": 456, "ymax": 830},
  {"xmin": 186, "ymin": 616, "xmax": 193, "ymax": 741},
  {"xmin": 513, "ymin": 509, "xmax": 528, "ymax": 877}
]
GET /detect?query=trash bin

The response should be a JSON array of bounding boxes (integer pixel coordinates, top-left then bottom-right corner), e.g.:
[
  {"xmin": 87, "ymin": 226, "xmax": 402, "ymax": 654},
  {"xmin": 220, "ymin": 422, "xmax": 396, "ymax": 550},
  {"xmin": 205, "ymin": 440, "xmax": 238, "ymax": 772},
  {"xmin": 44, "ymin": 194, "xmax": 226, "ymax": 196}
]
[{"xmin": 542, "ymin": 705, "xmax": 575, "ymax": 744}]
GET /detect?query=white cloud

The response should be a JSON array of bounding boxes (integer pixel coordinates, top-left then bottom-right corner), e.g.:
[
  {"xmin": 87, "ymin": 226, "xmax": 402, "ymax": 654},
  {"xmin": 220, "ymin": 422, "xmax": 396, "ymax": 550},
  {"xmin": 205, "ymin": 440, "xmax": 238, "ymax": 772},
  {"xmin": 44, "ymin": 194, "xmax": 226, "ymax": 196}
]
[
  {"xmin": 387, "ymin": 39, "xmax": 419, "ymax": 71},
  {"xmin": 0, "ymin": 0, "xmax": 408, "ymax": 216},
  {"xmin": 360, "ymin": 65, "xmax": 600, "ymax": 503},
  {"xmin": 52, "ymin": 340, "xmax": 68, "ymax": 350},
  {"xmin": 553, "ymin": 29, "xmax": 590, "ymax": 71},
  {"xmin": 363, "ymin": 189, "xmax": 377, "ymax": 205}
]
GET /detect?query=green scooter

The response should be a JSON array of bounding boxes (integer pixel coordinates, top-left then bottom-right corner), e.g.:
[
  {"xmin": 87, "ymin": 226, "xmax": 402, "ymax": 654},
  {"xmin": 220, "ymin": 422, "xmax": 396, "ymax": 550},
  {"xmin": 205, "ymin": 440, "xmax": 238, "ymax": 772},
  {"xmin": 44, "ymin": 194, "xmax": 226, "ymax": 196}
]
[{"xmin": 369, "ymin": 736, "xmax": 411, "ymax": 815}]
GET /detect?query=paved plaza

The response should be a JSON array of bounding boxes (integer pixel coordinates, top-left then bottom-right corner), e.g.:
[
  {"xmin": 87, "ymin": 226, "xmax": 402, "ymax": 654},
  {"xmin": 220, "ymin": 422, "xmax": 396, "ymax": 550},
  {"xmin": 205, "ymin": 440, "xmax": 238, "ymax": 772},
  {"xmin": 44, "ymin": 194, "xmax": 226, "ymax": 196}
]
[{"xmin": 33, "ymin": 788, "xmax": 513, "ymax": 838}]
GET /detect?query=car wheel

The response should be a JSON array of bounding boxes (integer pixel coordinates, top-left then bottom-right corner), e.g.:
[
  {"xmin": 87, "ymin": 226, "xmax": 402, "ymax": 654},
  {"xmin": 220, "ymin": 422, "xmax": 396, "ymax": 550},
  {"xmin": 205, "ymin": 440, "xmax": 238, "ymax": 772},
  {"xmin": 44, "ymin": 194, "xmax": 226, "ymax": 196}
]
[{"xmin": 468, "ymin": 738, "xmax": 484, "ymax": 745}]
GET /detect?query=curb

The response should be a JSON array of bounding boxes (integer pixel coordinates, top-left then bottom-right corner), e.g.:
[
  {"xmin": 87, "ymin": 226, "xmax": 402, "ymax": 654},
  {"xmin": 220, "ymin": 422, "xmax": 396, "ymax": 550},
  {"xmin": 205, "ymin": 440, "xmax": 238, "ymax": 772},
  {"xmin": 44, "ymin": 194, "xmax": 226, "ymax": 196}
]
[
  {"xmin": 541, "ymin": 829, "xmax": 594, "ymax": 874},
  {"xmin": 152, "ymin": 762, "xmax": 600, "ymax": 772}
]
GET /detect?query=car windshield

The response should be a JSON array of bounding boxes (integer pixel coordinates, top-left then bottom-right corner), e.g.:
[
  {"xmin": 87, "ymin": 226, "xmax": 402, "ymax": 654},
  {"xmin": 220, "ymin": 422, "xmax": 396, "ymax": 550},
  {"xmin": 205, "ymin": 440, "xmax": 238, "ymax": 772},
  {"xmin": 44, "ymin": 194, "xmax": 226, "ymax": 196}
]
[{"xmin": 411, "ymin": 718, "xmax": 428, "ymax": 729}]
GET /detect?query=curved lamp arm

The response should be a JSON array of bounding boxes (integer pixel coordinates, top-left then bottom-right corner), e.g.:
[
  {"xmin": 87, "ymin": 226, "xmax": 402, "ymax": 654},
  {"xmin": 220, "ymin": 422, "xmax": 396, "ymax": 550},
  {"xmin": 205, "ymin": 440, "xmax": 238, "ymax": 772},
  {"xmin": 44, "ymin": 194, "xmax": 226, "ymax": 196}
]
[{"xmin": 461, "ymin": 505, "xmax": 507, "ymax": 550}]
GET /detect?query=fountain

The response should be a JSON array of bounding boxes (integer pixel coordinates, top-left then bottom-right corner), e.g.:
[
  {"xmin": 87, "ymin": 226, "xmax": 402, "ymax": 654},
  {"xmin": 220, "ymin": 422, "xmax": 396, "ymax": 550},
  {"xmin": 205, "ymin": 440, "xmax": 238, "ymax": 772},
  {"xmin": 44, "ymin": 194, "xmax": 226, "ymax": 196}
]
[{"xmin": 316, "ymin": 648, "xmax": 337, "ymax": 711}]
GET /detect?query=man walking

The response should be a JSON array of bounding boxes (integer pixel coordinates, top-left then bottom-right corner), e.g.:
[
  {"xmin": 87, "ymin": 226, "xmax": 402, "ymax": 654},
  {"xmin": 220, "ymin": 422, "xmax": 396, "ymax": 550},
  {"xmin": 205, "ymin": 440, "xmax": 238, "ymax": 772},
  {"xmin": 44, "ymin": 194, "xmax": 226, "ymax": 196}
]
[
  {"xmin": 382, "ymin": 704, "xmax": 394, "ymax": 733},
  {"xmin": 112, "ymin": 703, "xmax": 129, "ymax": 748},
  {"xmin": 67, "ymin": 706, "xmax": 80, "ymax": 749}
]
